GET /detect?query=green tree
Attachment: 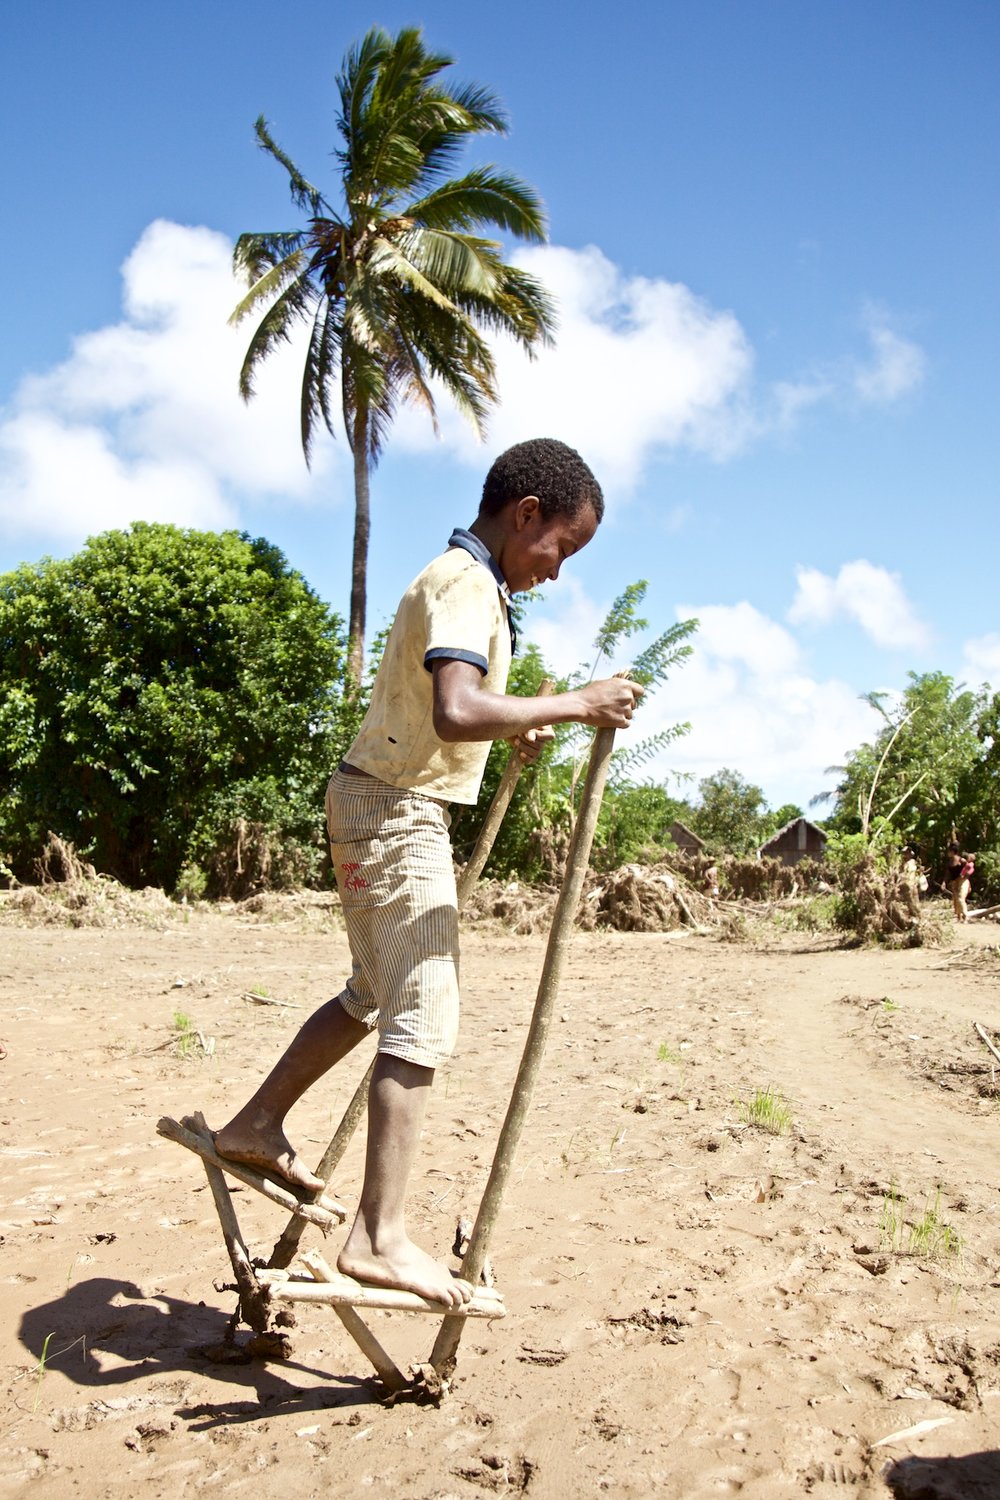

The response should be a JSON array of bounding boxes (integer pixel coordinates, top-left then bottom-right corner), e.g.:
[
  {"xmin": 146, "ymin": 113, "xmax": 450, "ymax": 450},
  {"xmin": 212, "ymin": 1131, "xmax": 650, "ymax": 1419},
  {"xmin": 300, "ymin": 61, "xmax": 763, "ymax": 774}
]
[
  {"xmin": 691, "ymin": 768, "xmax": 768, "ymax": 854},
  {"xmin": 958, "ymin": 688, "xmax": 1000, "ymax": 898},
  {"xmin": 0, "ymin": 524, "xmax": 350, "ymax": 890},
  {"xmin": 231, "ymin": 25, "xmax": 554, "ymax": 681},
  {"xmin": 822, "ymin": 672, "xmax": 981, "ymax": 858}
]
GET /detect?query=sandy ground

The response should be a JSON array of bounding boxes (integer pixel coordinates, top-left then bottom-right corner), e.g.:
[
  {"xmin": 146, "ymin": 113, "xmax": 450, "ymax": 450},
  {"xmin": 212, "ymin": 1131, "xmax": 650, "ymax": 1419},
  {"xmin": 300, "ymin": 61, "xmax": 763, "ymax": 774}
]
[{"xmin": 2, "ymin": 900, "xmax": 1000, "ymax": 1499}]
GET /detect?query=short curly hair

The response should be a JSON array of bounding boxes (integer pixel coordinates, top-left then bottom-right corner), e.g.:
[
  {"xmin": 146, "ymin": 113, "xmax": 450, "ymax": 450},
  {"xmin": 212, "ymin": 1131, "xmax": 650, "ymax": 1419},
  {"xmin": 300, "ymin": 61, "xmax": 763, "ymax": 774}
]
[{"xmin": 479, "ymin": 438, "xmax": 604, "ymax": 523}]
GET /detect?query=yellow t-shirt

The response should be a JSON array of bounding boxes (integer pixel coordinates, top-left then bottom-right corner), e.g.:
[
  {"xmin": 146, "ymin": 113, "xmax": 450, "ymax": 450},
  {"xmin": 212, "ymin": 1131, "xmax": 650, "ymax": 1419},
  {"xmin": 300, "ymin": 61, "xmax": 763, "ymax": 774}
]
[{"xmin": 346, "ymin": 545, "xmax": 513, "ymax": 804}]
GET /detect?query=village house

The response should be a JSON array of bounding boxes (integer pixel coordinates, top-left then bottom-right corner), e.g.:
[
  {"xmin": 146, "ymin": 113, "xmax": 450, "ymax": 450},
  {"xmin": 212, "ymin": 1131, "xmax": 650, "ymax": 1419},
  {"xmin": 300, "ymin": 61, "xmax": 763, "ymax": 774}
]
[
  {"xmin": 669, "ymin": 820, "xmax": 705, "ymax": 854},
  {"xmin": 758, "ymin": 816, "xmax": 827, "ymax": 866}
]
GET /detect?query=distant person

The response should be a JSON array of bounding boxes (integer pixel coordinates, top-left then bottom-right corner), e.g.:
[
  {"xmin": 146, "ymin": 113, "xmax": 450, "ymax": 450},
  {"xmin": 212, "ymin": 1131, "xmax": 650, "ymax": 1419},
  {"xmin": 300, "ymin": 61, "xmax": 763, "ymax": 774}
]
[
  {"xmin": 945, "ymin": 841, "xmax": 974, "ymax": 922},
  {"xmin": 213, "ymin": 438, "xmax": 643, "ymax": 1307},
  {"xmin": 902, "ymin": 847, "xmax": 928, "ymax": 898}
]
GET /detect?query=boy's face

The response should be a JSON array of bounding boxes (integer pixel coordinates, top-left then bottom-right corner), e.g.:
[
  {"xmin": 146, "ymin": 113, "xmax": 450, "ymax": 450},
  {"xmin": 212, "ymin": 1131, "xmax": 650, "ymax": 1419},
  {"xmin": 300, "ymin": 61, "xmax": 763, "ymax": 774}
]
[{"xmin": 502, "ymin": 495, "xmax": 598, "ymax": 594}]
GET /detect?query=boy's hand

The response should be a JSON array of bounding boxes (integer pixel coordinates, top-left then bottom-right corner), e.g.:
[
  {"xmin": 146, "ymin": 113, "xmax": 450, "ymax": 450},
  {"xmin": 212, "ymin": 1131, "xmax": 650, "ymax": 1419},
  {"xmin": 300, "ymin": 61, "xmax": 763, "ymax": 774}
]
[
  {"xmin": 573, "ymin": 678, "xmax": 644, "ymax": 728},
  {"xmin": 508, "ymin": 724, "xmax": 555, "ymax": 763}
]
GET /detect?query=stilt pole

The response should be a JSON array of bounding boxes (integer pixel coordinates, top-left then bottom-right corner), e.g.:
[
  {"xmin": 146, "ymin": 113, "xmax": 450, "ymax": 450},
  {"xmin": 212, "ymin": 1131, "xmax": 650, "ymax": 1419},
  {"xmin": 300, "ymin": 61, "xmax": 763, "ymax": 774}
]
[{"xmin": 430, "ymin": 719, "xmax": 618, "ymax": 1378}]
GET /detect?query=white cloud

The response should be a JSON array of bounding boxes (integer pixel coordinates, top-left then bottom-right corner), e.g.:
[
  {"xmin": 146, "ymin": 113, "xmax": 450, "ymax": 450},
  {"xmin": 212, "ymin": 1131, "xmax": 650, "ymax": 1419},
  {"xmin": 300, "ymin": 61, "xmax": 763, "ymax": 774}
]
[
  {"xmin": 524, "ymin": 587, "xmax": 881, "ymax": 809},
  {"xmin": 390, "ymin": 243, "xmax": 757, "ymax": 485},
  {"xmin": 676, "ymin": 601, "xmax": 801, "ymax": 677},
  {"xmin": 853, "ymin": 305, "xmax": 926, "ymax": 404},
  {"xmin": 0, "ymin": 220, "xmax": 930, "ymax": 554},
  {"xmin": 788, "ymin": 560, "xmax": 929, "ymax": 651},
  {"xmin": 961, "ymin": 632, "xmax": 1000, "ymax": 689},
  {"xmin": 767, "ymin": 307, "xmax": 926, "ymax": 429},
  {"xmin": 0, "ymin": 220, "xmax": 343, "ymax": 547}
]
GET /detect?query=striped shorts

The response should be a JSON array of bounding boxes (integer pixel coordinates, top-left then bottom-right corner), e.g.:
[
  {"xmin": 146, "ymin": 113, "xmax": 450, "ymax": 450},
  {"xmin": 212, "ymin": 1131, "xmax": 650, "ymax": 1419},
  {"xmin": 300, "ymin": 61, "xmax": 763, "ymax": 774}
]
[{"xmin": 325, "ymin": 769, "xmax": 460, "ymax": 1069}]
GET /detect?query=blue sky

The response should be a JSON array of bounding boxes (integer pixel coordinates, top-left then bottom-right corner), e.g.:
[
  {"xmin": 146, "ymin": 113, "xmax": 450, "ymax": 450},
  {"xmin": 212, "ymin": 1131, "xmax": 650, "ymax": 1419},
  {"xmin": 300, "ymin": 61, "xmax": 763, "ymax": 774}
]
[{"xmin": 2, "ymin": 1, "xmax": 998, "ymax": 809}]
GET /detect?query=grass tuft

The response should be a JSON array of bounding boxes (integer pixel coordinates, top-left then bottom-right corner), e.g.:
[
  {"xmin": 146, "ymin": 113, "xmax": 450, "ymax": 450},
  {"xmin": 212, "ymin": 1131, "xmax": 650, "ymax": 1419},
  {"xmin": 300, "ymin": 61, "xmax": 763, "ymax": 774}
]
[{"xmin": 737, "ymin": 1086, "xmax": 792, "ymax": 1135}]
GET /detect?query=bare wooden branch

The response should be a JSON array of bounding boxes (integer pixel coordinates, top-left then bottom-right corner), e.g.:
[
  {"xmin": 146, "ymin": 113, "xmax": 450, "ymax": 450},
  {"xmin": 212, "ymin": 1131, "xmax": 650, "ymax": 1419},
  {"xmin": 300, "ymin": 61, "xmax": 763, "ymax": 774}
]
[
  {"xmin": 241, "ymin": 990, "xmax": 301, "ymax": 1009},
  {"xmin": 973, "ymin": 1021, "xmax": 1000, "ymax": 1068},
  {"xmin": 256, "ymin": 1265, "xmax": 504, "ymax": 1318}
]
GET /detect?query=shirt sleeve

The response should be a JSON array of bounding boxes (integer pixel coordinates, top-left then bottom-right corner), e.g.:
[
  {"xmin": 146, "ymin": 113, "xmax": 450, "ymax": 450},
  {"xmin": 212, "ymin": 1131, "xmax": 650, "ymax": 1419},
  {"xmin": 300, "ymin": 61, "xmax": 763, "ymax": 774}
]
[{"xmin": 422, "ymin": 559, "xmax": 496, "ymax": 676}]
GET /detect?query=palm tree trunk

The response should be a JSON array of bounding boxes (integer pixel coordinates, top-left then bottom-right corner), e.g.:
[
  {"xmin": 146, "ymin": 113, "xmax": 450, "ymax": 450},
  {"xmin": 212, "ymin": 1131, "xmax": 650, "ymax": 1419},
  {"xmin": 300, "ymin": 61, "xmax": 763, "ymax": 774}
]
[{"xmin": 348, "ymin": 408, "xmax": 370, "ymax": 686}]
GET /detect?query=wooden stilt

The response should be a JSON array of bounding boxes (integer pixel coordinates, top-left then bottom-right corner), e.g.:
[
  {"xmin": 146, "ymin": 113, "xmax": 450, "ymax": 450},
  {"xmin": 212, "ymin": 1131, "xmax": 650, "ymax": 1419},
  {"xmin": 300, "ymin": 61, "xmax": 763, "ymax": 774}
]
[{"xmin": 429, "ymin": 718, "xmax": 619, "ymax": 1379}]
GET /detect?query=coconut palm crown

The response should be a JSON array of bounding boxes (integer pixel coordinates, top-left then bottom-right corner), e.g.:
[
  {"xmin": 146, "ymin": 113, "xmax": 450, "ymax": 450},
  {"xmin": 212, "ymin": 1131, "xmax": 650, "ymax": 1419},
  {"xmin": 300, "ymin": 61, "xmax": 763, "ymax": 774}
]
[{"xmin": 230, "ymin": 26, "xmax": 556, "ymax": 680}]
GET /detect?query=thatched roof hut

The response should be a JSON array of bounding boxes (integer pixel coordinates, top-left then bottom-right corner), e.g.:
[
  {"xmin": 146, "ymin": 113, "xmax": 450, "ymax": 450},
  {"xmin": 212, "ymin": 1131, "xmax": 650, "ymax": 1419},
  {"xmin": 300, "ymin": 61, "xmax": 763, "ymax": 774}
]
[
  {"xmin": 669, "ymin": 819, "xmax": 705, "ymax": 853},
  {"xmin": 758, "ymin": 817, "xmax": 827, "ymax": 866}
]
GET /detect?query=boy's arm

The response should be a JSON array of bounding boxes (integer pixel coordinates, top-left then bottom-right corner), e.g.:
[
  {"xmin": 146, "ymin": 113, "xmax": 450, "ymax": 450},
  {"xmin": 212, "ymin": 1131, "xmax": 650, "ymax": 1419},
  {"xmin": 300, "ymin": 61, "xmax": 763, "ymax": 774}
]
[{"xmin": 431, "ymin": 658, "xmax": 643, "ymax": 745}]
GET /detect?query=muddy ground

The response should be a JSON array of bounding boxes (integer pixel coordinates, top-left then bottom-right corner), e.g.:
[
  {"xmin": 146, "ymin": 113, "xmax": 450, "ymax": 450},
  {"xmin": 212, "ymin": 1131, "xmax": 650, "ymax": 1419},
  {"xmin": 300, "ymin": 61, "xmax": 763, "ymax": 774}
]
[{"xmin": 2, "ymin": 897, "xmax": 999, "ymax": 1498}]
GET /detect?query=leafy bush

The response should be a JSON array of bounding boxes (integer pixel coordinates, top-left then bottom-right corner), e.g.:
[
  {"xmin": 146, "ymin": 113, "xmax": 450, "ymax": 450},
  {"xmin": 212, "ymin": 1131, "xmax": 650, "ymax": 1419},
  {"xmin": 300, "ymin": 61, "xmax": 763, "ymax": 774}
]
[{"xmin": 0, "ymin": 524, "xmax": 353, "ymax": 890}]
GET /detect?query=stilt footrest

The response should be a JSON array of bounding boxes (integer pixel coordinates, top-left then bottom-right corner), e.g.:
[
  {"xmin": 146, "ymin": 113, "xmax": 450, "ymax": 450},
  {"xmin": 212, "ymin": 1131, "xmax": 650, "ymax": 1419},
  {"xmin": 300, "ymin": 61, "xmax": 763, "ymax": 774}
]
[
  {"xmin": 157, "ymin": 1114, "xmax": 346, "ymax": 1227},
  {"xmin": 258, "ymin": 1262, "xmax": 505, "ymax": 1319}
]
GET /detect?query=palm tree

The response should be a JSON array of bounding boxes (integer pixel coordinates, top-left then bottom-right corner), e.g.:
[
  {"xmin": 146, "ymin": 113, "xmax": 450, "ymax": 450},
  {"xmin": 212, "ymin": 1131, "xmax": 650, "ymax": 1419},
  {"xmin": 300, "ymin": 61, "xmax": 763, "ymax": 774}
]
[{"xmin": 230, "ymin": 25, "xmax": 556, "ymax": 681}]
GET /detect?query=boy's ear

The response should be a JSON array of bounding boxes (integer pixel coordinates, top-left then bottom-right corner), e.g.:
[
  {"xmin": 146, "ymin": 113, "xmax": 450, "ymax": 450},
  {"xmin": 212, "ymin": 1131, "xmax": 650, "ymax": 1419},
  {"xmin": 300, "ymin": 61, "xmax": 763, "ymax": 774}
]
[{"xmin": 513, "ymin": 494, "xmax": 541, "ymax": 529}]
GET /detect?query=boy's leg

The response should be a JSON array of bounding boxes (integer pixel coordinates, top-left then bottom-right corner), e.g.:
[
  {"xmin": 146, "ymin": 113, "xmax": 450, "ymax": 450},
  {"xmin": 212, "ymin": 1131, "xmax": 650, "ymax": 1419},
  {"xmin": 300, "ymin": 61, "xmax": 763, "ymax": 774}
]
[
  {"xmin": 338, "ymin": 1053, "xmax": 472, "ymax": 1308},
  {"xmin": 215, "ymin": 997, "xmax": 369, "ymax": 1191}
]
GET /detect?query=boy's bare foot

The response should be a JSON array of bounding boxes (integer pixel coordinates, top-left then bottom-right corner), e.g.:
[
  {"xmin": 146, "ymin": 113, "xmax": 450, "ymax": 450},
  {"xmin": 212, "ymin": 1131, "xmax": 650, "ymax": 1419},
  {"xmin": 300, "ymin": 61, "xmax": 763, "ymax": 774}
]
[
  {"xmin": 214, "ymin": 1120, "xmax": 324, "ymax": 1194},
  {"xmin": 338, "ymin": 1234, "xmax": 473, "ymax": 1308}
]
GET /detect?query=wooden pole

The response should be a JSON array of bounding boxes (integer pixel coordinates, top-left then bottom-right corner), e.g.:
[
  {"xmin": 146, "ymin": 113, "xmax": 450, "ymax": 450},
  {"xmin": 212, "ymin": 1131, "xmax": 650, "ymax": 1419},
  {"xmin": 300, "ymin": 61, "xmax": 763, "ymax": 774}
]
[
  {"xmin": 430, "ymin": 718, "xmax": 619, "ymax": 1379},
  {"xmin": 267, "ymin": 687, "xmax": 553, "ymax": 1271},
  {"xmin": 456, "ymin": 679, "xmax": 554, "ymax": 905}
]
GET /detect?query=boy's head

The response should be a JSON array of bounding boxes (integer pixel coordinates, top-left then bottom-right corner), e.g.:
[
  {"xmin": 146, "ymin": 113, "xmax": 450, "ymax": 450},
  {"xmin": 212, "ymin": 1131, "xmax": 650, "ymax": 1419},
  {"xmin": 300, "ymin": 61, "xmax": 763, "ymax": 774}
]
[
  {"xmin": 478, "ymin": 438, "xmax": 603, "ymax": 594},
  {"xmin": 479, "ymin": 438, "xmax": 604, "ymax": 524}
]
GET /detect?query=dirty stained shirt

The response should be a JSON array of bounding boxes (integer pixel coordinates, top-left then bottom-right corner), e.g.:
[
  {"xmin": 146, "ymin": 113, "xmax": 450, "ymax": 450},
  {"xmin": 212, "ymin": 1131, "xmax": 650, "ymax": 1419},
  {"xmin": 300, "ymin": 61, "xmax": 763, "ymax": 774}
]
[{"xmin": 345, "ymin": 539, "xmax": 513, "ymax": 805}]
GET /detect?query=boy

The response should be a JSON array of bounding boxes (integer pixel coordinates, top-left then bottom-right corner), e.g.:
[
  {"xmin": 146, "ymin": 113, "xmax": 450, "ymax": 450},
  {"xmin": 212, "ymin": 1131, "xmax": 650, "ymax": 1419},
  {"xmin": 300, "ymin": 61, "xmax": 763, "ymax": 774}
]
[{"xmin": 216, "ymin": 438, "xmax": 643, "ymax": 1306}]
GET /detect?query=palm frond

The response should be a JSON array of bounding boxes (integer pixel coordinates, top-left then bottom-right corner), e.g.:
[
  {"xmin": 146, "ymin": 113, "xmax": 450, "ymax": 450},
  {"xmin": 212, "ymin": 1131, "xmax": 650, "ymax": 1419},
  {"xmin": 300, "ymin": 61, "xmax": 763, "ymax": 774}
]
[
  {"xmin": 366, "ymin": 236, "xmax": 465, "ymax": 311},
  {"xmin": 393, "ymin": 228, "xmax": 499, "ymax": 297},
  {"xmin": 407, "ymin": 167, "xmax": 547, "ymax": 241},
  {"xmin": 233, "ymin": 230, "xmax": 308, "ymax": 284},
  {"xmin": 451, "ymin": 264, "xmax": 557, "ymax": 349},
  {"xmin": 229, "ymin": 249, "xmax": 307, "ymax": 326},
  {"xmin": 253, "ymin": 116, "xmax": 327, "ymax": 218},
  {"xmin": 300, "ymin": 297, "xmax": 341, "ymax": 462},
  {"xmin": 446, "ymin": 81, "xmax": 508, "ymax": 134},
  {"xmin": 237, "ymin": 276, "xmax": 314, "ymax": 401}
]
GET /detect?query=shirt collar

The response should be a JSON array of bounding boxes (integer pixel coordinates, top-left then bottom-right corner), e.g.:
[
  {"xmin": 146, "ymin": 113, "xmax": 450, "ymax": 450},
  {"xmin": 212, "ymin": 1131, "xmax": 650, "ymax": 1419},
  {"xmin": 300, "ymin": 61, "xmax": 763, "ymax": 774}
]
[{"xmin": 448, "ymin": 528, "xmax": 517, "ymax": 655}]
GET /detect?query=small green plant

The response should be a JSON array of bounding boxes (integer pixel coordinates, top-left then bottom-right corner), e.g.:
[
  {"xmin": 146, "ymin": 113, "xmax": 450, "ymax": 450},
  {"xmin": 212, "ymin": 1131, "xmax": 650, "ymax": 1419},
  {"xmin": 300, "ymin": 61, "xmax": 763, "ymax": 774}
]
[
  {"xmin": 880, "ymin": 996, "xmax": 899, "ymax": 1014},
  {"xmin": 33, "ymin": 1331, "xmax": 55, "ymax": 1412},
  {"xmin": 880, "ymin": 1184, "xmax": 963, "ymax": 1259},
  {"xmin": 907, "ymin": 1190, "xmax": 963, "ymax": 1259},
  {"xmin": 737, "ymin": 1086, "xmax": 792, "ymax": 1135},
  {"xmin": 880, "ymin": 1181, "xmax": 905, "ymax": 1251},
  {"xmin": 657, "ymin": 1042, "xmax": 682, "ymax": 1064},
  {"xmin": 171, "ymin": 1011, "xmax": 214, "ymax": 1059},
  {"xmin": 173, "ymin": 1010, "xmax": 195, "ymax": 1057}
]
